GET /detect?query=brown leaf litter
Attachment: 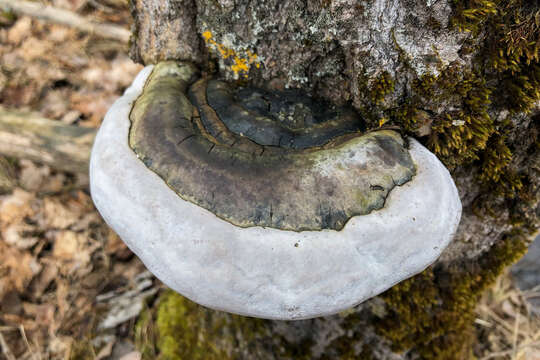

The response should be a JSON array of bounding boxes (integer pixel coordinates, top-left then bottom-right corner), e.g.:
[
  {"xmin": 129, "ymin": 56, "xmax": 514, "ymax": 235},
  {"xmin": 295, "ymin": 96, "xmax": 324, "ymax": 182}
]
[{"xmin": 0, "ymin": 1, "xmax": 154, "ymax": 358}]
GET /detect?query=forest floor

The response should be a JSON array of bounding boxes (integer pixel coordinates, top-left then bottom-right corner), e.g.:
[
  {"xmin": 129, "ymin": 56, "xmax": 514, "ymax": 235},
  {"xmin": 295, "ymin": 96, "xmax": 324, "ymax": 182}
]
[{"xmin": 0, "ymin": 1, "xmax": 538, "ymax": 359}]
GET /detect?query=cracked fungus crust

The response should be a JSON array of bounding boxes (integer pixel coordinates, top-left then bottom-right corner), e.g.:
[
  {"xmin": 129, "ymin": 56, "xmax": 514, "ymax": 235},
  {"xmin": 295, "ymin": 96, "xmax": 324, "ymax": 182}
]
[{"xmin": 129, "ymin": 62, "xmax": 416, "ymax": 231}]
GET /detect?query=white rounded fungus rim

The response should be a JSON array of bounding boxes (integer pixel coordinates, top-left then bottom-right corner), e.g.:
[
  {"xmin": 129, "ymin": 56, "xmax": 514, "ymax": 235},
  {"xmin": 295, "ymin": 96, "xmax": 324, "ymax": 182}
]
[{"xmin": 90, "ymin": 65, "xmax": 462, "ymax": 320}]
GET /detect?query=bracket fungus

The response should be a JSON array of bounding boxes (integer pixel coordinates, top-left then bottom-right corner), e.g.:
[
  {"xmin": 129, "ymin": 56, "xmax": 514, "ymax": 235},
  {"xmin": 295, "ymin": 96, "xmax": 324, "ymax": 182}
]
[{"xmin": 90, "ymin": 62, "xmax": 462, "ymax": 320}]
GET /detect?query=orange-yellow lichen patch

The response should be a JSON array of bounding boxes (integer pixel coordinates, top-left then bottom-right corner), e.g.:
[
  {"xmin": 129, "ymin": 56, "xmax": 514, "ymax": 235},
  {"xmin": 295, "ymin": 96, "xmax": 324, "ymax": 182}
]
[
  {"xmin": 202, "ymin": 30, "xmax": 261, "ymax": 77},
  {"xmin": 231, "ymin": 56, "xmax": 249, "ymax": 75},
  {"xmin": 202, "ymin": 31, "xmax": 212, "ymax": 41}
]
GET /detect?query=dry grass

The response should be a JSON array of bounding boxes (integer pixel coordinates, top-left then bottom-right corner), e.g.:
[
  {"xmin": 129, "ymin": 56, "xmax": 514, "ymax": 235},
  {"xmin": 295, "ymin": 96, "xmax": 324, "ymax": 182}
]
[{"xmin": 474, "ymin": 271, "xmax": 540, "ymax": 360}]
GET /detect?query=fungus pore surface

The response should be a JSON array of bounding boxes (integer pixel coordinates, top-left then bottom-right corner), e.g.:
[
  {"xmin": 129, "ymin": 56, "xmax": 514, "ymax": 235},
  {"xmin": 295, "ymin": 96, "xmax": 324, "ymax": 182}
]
[{"xmin": 128, "ymin": 62, "xmax": 416, "ymax": 231}]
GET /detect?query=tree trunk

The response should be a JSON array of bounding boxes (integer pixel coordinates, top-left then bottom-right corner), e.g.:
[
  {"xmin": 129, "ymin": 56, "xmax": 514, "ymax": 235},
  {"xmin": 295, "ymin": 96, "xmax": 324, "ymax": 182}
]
[{"xmin": 129, "ymin": 0, "xmax": 540, "ymax": 358}]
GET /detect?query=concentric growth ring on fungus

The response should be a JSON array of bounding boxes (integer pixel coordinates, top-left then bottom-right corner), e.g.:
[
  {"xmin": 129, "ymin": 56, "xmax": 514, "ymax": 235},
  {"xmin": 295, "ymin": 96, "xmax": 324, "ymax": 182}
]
[{"xmin": 129, "ymin": 62, "xmax": 416, "ymax": 231}]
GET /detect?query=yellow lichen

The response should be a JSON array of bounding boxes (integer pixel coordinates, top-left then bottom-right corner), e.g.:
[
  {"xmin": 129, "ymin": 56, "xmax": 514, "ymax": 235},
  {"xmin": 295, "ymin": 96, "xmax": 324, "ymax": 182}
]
[
  {"xmin": 231, "ymin": 56, "xmax": 249, "ymax": 75},
  {"xmin": 201, "ymin": 30, "xmax": 261, "ymax": 78},
  {"xmin": 202, "ymin": 30, "xmax": 212, "ymax": 41}
]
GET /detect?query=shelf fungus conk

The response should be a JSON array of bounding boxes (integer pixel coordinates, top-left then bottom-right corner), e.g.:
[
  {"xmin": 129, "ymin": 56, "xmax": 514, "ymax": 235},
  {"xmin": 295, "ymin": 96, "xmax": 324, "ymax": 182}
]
[{"xmin": 90, "ymin": 62, "xmax": 462, "ymax": 320}]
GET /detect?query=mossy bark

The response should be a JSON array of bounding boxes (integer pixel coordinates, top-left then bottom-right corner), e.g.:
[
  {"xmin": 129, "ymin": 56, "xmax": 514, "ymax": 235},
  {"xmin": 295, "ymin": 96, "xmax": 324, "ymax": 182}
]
[{"xmin": 130, "ymin": 0, "xmax": 539, "ymax": 358}]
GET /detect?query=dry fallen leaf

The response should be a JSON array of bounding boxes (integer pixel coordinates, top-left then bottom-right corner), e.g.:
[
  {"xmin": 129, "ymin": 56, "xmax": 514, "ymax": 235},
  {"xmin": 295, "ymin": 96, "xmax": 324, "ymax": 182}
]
[
  {"xmin": 0, "ymin": 188, "xmax": 34, "ymax": 224},
  {"xmin": 71, "ymin": 90, "xmax": 116, "ymax": 126},
  {"xmin": 0, "ymin": 242, "xmax": 42, "ymax": 293},
  {"xmin": 23, "ymin": 302, "xmax": 55, "ymax": 328},
  {"xmin": 95, "ymin": 339, "xmax": 115, "ymax": 360},
  {"xmin": 29, "ymin": 262, "xmax": 58, "ymax": 299},
  {"xmin": 48, "ymin": 24, "xmax": 72, "ymax": 43},
  {"xmin": 40, "ymin": 88, "xmax": 72, "ymax": 119},
  {"xmin": 20, "ymin": 37, "xmax": 52, "ymax": 62},
  {"xmin": 2, "ymin": 223, "xmax": 39, "ymax": 249},
  {"xmin": 19, "ymin": 160, "xmax": 51, "ymax": 192},
  {"xmin": 0, "ymin": 6, "xmax": 149, "ymax": 358},
  {"xmin": 0, "ymin": 70, "xmax": 7, "ymax": 94},
  {"xmin": 6, "ymin": 17, "xmax": 32, "ymax": 45},
  {"xmin": 61, "ymin": 109, "xmax": 82, "ymax": 124},
  {"xmin": 42, "ymin": 197, "xmax": 82, "ymax": 229},
  {"xmin": 106, "ymin": 228, "xmax": 132, "ymax": 260},
  {"xmin": 48, "ymin": 336, "xmax": 73, "ymax": 357},
  {"xmin": 53, "ymin": 231, "xmax": 89, "ymax": 261}
]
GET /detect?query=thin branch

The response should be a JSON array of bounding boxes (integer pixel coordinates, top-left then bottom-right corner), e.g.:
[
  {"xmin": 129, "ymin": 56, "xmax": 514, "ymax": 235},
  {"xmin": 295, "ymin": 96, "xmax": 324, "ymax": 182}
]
[
  {"xmin": 0, "ymin": 332, "xmax": 16, "ymax": 360},
  {"xmin": 0, "ymin": 0, "xmax": 131, "ymax": 43},
  {"xmin": 0, "ymin": 106, "xmax": 96, "ymax": 175},
  {"xmin": 18, "ymin": 325, "xmax": 38, "ymax": 360}
]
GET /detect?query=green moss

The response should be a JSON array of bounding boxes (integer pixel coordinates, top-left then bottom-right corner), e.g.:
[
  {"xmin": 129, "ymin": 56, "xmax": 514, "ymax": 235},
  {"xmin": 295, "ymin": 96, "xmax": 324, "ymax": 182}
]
[
  {"xmin": 384, "ymin": 66, "xmax": 497, "ymax": 170},
  {"xmin": 371, "ymin": 7, "xmax": 539, "ymax": 356},
  {"xmin": 388, "ymin": 102, "xmax": 418, "ymax": 133},
  {"xmin": 369, "ymin": 71, "xmax": 395, "ymax": 104},
  {"xmin": 69, "ymin": 340, "xmax": 95, "ymax": 360},
  {"xmin": 375, "ymin": 230, "xmax": 529, "ymax": 359},
  {"xmin": 426, "ymin": 70, "xmax": 493, "ymax": 168},
  {"xmin": 381, "ymin": 0, "xmax": 539, "ymax": 205},
  {"xmin": 496, "ymin": 63, "xmax": 540, "ymax": 113},
  {"xmin": 477, "ymin": 125, "xmax": 523, "ymax": 196},
  {"xmin": 135, "ymin": 291, "xmax": 277, "ymax": 360},
  {"xmin": 451, "ymin": 0, "xmax": 498, "ymax": 33},
  {"xmin": 156, "ymin": 291, "xmax": 230, "ymax": 359},
  {"xmin": 426, "ymin": 16, "xmax": 443, "ymax": 32},
  {"xmin": 133, "ymin": 289, "xmax": 322, "ymax": 359},
  {"xmin": 321, "ymin": 0, "xmax": 332, "ymax": 8},
  {"xmin": 451, "ymin": 0, "xmax": 539, "ymax": 113}
]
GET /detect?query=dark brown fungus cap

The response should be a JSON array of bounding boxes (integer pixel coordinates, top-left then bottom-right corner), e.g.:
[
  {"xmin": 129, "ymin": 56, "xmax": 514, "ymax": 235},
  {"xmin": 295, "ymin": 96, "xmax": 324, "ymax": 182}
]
[{"xmin": 129, "ymin": 62, "xmax": 416, "ymax": 231}]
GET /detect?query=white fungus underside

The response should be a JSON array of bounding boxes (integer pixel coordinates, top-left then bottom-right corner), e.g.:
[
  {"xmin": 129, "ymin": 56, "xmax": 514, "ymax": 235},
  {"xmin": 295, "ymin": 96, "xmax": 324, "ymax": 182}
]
[{"xmin": 90, "ymin": 66, "xmax": 462, "ymax": 320}]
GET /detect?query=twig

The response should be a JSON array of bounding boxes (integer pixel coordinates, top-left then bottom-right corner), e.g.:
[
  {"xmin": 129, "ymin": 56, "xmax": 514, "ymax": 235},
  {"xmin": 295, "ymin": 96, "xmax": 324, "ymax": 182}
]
[
  {"xmin": 19, "ymin": 325, "xmax": 38, "ymax": 360},
  {"xmin": 33, "ymin": 337, "xmax": 43, "ymax": 360},
  {"xmin": 0, "ymin": 327, "xmax": 17, "ymax": 331},
  {"xmin": 512, "ymin": 312, "xmax": 519, "ymax": 359},
  {"xmin": 0, "ymin": 0, "xmax": 131, "ymax": 43},
  {"xmin": 475, "ymin": 318, "xmax": 494, "ymax": 328},
  {"xmin": 0, "ymin": 332, "xmax": 16, "ymax": 360},
  {"xmin": 481, "ymin": 305, "xmax": 527, "ymax": 337},
  {"xmin": 480, "ymin": 341, "xmax": 540, "ymax": 360}
]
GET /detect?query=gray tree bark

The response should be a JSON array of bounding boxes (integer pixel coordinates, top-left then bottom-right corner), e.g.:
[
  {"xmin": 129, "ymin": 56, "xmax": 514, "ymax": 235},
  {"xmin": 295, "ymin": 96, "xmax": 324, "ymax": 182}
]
[{"xmin": 128, "ymin": 0, "xmax": 540, "ymax": 358}]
